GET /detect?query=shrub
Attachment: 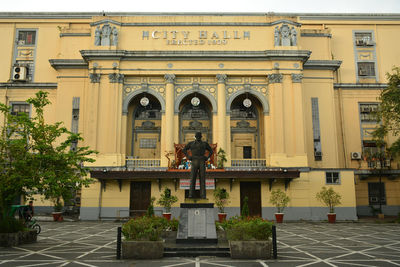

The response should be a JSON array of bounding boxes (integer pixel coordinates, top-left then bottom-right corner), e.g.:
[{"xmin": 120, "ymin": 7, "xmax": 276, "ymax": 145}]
[
  {"xmin": 213, "ymin": 187, "xmax": 230, "ymax": 213},
  {"xmin": 221, "ymin": 216, "xmax": 273, "ymax": 241},
  {"xmin": 146, "ymin": 197, "xmax": 156, "ymax": 217},
  {"xmin": 241, "ymin": 196, "xmax": 249, "ymax": 218},
  {"xmin": 0, "ymin": 216, "xmax": 26, "ymax": 233},
  {"xmin": 316, "ymin": 186, "xmax": 342, "ymax": 213},
  {"xmin": 270, "ymin": 189, "xmax": 290, "ymax": 213},
  {"xmin": 156, "ymin": 188, "xmax": 178, "ymax": 213},
  {"xmin": 122, "ymin": 216, "xmax": 180, "ymax": 241}
]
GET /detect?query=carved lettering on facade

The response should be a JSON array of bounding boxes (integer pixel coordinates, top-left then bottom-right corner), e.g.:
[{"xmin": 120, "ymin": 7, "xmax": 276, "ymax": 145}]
[{"xmin": 142, "ymin": 30, "xmax": 250, "ymax": 46}]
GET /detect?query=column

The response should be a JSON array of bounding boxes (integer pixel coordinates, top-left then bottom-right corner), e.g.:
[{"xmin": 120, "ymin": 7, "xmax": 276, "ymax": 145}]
[
  {"xmin": 216, "ymin": 74, "xmax": 227, "ymax": 152},
  {"xmin": 163, "ymin": 74, "xmax": 175, "ymax": 166}
]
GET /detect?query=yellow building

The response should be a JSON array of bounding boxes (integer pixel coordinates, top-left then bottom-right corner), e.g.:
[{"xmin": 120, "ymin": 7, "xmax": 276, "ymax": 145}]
[{"xmin": 1, "ymin": 12, "xmax": 399, "ymax": 220}]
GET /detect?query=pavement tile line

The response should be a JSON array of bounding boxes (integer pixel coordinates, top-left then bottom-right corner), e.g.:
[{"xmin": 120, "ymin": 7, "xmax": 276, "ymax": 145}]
[{"xmin": 1, "ymin": 222, "xmax": 400, "ymax": 267}]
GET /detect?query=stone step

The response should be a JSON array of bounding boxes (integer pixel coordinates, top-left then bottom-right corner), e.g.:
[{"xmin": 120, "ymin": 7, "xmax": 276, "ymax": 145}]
[{"xmin": 164, "ymin": 248, "xmax": 230, "ymax": 257}]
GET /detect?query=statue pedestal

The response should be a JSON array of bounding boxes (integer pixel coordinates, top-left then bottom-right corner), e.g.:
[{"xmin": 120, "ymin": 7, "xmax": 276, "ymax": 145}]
[{"xmin": 176, "ymin": 203, "xmax": 217, "ymax": 244}]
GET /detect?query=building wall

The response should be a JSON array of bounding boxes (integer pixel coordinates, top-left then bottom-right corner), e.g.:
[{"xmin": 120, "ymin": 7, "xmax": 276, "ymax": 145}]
[{"xmin": 1, "ymin": 13, "xmax": 399, "ymax": 220}]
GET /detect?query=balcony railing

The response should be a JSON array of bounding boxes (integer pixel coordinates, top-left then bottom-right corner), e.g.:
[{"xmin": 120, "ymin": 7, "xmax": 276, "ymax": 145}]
[
  {"xmin": 231, "ymin": 159, "xmax": 267, "ymax": 168},
  {"xmin": 126, "ymin": 157, "xmax": 161, "ymax": 169}
]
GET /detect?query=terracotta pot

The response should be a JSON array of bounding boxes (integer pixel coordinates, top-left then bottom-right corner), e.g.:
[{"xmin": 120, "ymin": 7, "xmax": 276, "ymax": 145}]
[
  {"xmin": 162, "ymin": 213, "xmax": 171, "ymax": 220},
  {"xmin": 327, "ymin": 213, "xmax": 336, "ymax": 223},
  {"xmin": 378, "ymin": 213, "xmax": 385, "ymax": 219},
  {"xmin": 52, "ymin": 212, "xmax": 63, "ymax": 222},
  {"xmin": 218, "ymin": 213, "xmax": 227, "ymax": 222},
  {"xmin": 275, "ymin": 213, "xmax": 284, "ymax": 223}
]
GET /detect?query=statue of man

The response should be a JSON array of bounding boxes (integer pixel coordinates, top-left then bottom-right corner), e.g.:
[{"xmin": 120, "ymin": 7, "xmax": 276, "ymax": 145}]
[{"xmin": 182, "ymin": 132, "xmax": 213, "ymax": 199}]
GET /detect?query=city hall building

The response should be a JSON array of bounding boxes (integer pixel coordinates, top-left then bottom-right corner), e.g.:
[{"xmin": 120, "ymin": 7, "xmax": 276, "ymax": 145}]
[{"xmin": 1, "ymin": 12, "xmax": 399, "ymax": 220}]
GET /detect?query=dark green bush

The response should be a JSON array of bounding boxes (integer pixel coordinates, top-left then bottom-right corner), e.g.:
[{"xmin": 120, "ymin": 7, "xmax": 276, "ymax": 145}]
[
  {"xmin": 0, "ymin": 216, "xmax": 26, "ymax": 233},
  {"xmin": 219, "ymin": 216, "xmax": 273, "ymax": 241},
  {"xmin": 241, "ymin": 196, "xmax": 249, "ymax": 218},
  {"xmin": 122, "ymin": 216, "xmax": 179, "ymax": 241}
]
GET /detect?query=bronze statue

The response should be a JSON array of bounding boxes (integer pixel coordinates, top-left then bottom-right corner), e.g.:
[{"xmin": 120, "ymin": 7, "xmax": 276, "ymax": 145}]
[{"xmin": 182, "ymin": 132, "xmax": 213, "ymax": 199}]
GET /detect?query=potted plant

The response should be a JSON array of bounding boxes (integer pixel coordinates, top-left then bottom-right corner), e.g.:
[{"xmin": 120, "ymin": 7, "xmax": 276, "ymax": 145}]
[
  {"xmin": 121, "ymin": 216, "xmax": 166, "ymax": 259},
  {"xmin": 222, "ymin": 216, "xmax": 274, "ymax": 259},
  {"xmin": 51, "ymin": 197, "xmax": 63, "ymax": 222},
  {"xmin": 217, "ymin": 148, "xmax": 227, "ymax": 169},
  {"xmin": 213, "ymin": 187, "xmax": 230, "ymax": 222},
  {"xmin": 316, "ymin": 186, "xmax": 342, "ymax": 223},
  {"xmin": 157, "ymin": 188, "xmax": 178, "ymax": 220},
  {"xmin": 269, "ymin": 189, "xmax": 290, "ymax": 223}
]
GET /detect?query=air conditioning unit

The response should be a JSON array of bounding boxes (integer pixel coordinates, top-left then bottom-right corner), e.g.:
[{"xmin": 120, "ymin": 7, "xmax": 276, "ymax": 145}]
[
  {"xmin": 314, "ymin": 151, "xmax": 322, "ymax": 157},
  {"xmin": 351, "ymin": 152, "xmax": 362, "ymax": 160},
  {"xmin": 12, "ymin": 66, "xmax": 27, "ymax": 81},
  {"xmin": 369, "ymin": 196, "xmax": 378, "ymax": 202},
  {"xmin": 356, "ymin": 39, "xmax": 365, "ymax": 46}
]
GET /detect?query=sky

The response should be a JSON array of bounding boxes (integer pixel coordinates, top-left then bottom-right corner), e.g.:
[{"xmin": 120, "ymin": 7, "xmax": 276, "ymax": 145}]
[{"xmin": 1, "ymin": 0, "xmax": 400, "ymax": 13}]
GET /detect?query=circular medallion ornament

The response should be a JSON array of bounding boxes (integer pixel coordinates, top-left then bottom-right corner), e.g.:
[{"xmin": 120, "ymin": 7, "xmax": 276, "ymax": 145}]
[
  {"xmin": 191, "ymin": 97, "xmax": 200, "ymax": 107},
  {"xmin": 140, "ymin": 97, "xmax": 149, "ymax": 107},
  {"xmin": 243, "ymin": 98, "xmax": 252, "ymax": 108}
]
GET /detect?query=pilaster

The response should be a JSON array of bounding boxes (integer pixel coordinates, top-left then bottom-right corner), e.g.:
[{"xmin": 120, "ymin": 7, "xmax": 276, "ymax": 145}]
[
  {"xmin": 216, "ymin": 74, "xmax": 227, "ymax": 153},
  {"xmin": 163, "ymin": 74, "xmax": 175, "ymax": 167}
]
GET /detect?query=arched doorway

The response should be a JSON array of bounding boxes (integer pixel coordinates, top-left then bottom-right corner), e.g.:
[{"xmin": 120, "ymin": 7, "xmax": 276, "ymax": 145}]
[
  {"xmin": 126, "ymin": 93, "xmax": 162, "ymax": 159},
  {"xmin": 179, "ymin": 94, "xmax": 213, "ymax": 144},
  {"xmin": 230, "ymin": 93, "xmax": 264, "ymax": 159}
]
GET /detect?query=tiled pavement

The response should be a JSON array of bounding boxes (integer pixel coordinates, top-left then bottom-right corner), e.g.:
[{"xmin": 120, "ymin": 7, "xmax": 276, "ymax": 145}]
[{"xmin": 1, "ymin": 221, "xmax": 399, "ymax": 266}]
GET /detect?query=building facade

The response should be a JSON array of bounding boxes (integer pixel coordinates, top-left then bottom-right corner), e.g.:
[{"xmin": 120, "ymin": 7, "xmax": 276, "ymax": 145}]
[{"xmin": 1, "ymin": 12, "xmax": 400, "ymax": 220}]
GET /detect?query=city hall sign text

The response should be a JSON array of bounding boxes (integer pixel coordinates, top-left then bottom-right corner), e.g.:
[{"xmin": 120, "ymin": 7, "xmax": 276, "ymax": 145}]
[{"xmin": 142, "ymin": 30, "xmax": 250, "ymax": 45}]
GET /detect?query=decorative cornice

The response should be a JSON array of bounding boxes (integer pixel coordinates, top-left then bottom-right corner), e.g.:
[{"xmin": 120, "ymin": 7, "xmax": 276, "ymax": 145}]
[
  {"xmin": 216, "ymin": 74, "xmax": 227, "ymax": 84},
  {"xmin": 0, "ymin": 12, "xmax": 400, "ymax": 20},
  {"xmin": 108, "ymin": 73, "xmax": 124, "ymax": 83},
  {"xmin": 334, "ymin": 83, "xmax": 387, "ymax": 89},
  {"xmin": 89, "ymin": 73, "xmax": 101, "ymax": 83},
  {"xmin": 303, "ymin": 60, "xmax": 342, "ymax": 71},
  {"xmin": 80, "ymin": 50, "xmax": 311, "ymax": 62},
  {"xmin": 0, "ymin": 83, "xmax": 57, "ymax": 89},
  {"xmin": 291, "ymin": 73, "xmax": 303, "ymax": 83},
  {"xmin": 49, "ymin": 59, "xmax": 88, "ymax": 70},
  {"xmin": 164, "ymin": 74, "xmax": 175, "ymax": 83},
  {"xmin": 268, "ymin": 74, "xmax": 283, "ymax": 83}
]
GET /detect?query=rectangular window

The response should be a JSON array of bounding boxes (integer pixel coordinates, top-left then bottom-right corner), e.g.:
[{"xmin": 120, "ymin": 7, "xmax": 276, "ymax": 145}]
[
  {"xmin": 355, "ymin": 32, "xmax": 373, "ymax": 46},
  {"xmin": 11, "ymin": 103, "xmax": 30, "ymax": 116},
  {"xmin": 326, "ymin": 172, "xmax": 340, "ymax": 184},
  {"xmin": 311, "ymin": 98, "xmax": 322, "ymax": 161},
  {"xmin": 359, "ymin": 103, "xmax": 378, "ymax": 122},
  {"xmin": 139, "ymin": 138, "xmax": 157, "ymax": 149},
  {"xmin": 243, "ymin": 146, "xmax": 252, "ymax": 159},
  {"xmin": 358, "ymin": 62, "xmax": 375, "ymax": 76},
  {"xmin": 18, "ymin": 31, "xmax": 36, "ymax": 45},
  {"xmin": 368, "ymin": 182, "xmax": 386, "ymax": 205}
]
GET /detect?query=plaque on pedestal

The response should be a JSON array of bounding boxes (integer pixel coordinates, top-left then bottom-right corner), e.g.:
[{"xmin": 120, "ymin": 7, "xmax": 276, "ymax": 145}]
[{"xmin": 176, "ymin": 203, "xmax": 217, "ymax": 244}]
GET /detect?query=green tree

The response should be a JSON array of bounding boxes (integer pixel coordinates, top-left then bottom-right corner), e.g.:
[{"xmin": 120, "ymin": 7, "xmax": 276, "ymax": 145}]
[
  {"xmin": 0, "ymin": 104, "xmax": 36, "ymax": 219},
  {"xmin": 269, "ymin": 189, "xmax": 290, "ymax": 213},
  {"xmin": 316, "ymin": 187, "xmax": 342, "ymax": 213},
  {"xmin": 0, "ymin": 91, "xmax": 96, "ymax": 218},
  {"xmin": 373, "ymin": 67, "xmax": 400, "ymax": 156}
]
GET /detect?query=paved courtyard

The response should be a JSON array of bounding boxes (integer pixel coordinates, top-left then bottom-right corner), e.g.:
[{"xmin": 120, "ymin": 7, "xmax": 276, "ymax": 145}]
[{"xmin": 0, "ymin": 221, "xmax": 399, "ymax": 267}]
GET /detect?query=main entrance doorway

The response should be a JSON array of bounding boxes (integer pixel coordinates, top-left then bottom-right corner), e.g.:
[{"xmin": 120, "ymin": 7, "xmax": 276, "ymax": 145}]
[
  {"xmin": 240, "ymin": 182, "xmax": 262, "ymax": 217},
  {"xmin": 130, "ymin": 181, "xmax": 151, "ymax": 217}
]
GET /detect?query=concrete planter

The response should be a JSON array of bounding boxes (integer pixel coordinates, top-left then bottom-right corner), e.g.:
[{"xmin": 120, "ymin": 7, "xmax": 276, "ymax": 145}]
[
  {"xmin": 122, "ymin": 240, "xmax": 164, "ymax": 259},
  {"xmin": 229, "ymin": 240, "xmax": 272, "ymax": 259},
  {"xmin": 0, "ymin": 229, "xmax": 37, "ymax": 247},
  {"xmin": 217, "ymin": 230, "xmax": 227, "ymax": 243}
]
